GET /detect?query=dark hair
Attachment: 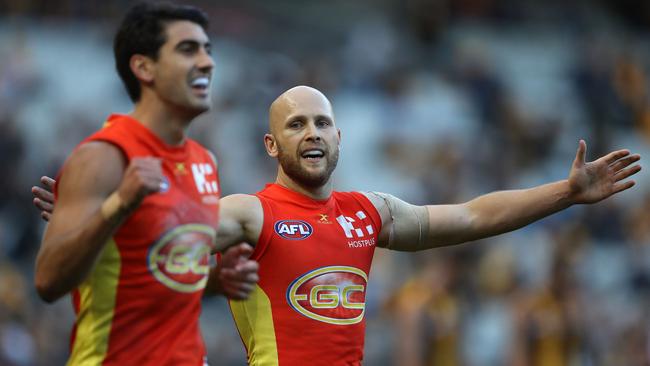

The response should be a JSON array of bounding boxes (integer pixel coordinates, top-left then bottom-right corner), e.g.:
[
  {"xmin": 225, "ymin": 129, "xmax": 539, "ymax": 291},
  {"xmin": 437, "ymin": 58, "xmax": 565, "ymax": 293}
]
[{"xmin": 113, "ymin": 2, "xmax": 209, "ymax": 102}]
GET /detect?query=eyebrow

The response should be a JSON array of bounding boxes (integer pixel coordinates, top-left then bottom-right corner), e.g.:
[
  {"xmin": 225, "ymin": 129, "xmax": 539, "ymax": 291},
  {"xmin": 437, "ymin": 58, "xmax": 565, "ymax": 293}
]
[
  {"xmin": 285, "ymin": 114, "xmax": 333, "ymax": 124},
  {"xmin": 174, "ymin": 39, "xmax": 211, "ymax": 50}
]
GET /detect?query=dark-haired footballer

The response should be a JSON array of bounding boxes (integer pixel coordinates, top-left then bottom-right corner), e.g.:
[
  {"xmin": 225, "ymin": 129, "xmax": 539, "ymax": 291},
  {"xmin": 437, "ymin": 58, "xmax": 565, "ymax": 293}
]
[{"xmin": 32, "ymin": 3, "xmax": 258, "ymax": 365}]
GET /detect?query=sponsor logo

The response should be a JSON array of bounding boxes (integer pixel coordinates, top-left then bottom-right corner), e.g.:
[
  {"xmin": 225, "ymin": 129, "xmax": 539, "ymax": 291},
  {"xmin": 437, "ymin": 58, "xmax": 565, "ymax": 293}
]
[
  {"xmin": 336, "ymin": 211, "xmax": 374, "ymax": 238},
  {"xmin": 274, "ymin": 220, "xmax": 313, "ymax": 240},
  {"xmin": 174, "ymin": 162, "xmax": 188, "ymax": 176},
  {"xmin": 336, "ymin": 211, "xmax": 376, "ymax": 248},
  {"xmin": 318, "ymin": 214, "xmax": 332, "ymax": 224},
  {"xmin": 147, "ymin": 224, "xmax": 215, "ymax": 293},
  {"xmin": 286, "ymin": 266, "xmax": 367, "ymax": 325},
  {"xmin": 191, "ymin": 163, "xmax": 219, "ymax": 195}
]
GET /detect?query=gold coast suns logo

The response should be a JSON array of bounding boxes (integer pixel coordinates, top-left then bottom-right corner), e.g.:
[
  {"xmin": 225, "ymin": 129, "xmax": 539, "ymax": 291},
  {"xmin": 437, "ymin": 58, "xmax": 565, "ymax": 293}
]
[
  {"xmin": 147, "ymin": 224, "xmax": 215, "ymax": 293},
  {"xmin": 286, "ymin": 266, "xmax": 367, "ymax": 325}
]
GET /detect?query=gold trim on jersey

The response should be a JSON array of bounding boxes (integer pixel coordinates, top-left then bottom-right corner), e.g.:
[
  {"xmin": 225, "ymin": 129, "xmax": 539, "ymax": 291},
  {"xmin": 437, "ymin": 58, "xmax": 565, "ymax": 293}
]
[
  {"xmin": 68, "ymin": 239, "xmax": 121, "ymax": 365},
  {"xmin": 230, "ymin": 285, "xmax": 279, "ymax": 366}
]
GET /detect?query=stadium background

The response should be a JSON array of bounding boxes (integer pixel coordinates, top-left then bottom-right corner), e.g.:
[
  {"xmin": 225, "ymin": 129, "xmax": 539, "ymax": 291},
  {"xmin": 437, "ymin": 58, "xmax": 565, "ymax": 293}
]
[{"xmin": 1, "ymin": 0, "xmax": 650, "ymax": 364}]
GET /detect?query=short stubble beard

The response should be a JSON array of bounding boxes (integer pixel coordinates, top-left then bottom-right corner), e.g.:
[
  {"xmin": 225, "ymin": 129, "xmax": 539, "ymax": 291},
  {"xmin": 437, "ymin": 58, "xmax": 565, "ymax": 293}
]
[{"xmin": 276, "ymin": 143, "xmax": 339, "ymax": 188}]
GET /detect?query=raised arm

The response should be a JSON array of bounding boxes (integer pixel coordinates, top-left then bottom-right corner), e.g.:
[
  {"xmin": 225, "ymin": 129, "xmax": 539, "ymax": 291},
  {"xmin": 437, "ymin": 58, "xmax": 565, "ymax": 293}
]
[
  {"xmin": 32, "ymin": 179, "xmax": 264, "ymax": 300},
  {"xmin": 35, "ymin": 142, "xmax": 162, "ymax": 302},
  {"xmin": 367, "ymin": 140, "xmax": 641, "ymax": 251}
]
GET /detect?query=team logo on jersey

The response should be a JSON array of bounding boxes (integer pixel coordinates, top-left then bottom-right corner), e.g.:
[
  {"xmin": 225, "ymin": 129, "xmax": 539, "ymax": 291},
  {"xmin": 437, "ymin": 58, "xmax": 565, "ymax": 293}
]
[
  {"xmin": 287, "ymin": 266, "xmax": 367, "ymax": 325},
  {"xmin": 147, "ymin": 224, "xmax": 215, "ymax": 293},
  {"xmin": 274, "ymin": 220, "xmax": 313, "ymax": 240}
]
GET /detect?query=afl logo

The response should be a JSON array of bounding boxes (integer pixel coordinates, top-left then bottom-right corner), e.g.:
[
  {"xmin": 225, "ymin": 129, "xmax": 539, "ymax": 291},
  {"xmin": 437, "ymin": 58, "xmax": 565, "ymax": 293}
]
[
  {"xmin": 147, "ymin": 224, "xmax": 215, "ymax": 293},
  {"xmin": 274, "ymin": 220, "xmax": 313, "ymax": 240},
  {"xmin": 286, "ymin": 266, "xmax": 367, "ymax": 325}
]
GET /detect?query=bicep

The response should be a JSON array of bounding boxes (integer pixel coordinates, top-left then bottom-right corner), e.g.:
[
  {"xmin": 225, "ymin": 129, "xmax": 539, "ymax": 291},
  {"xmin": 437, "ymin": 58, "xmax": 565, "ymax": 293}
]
[
  {"xmin": 364, "ymin": 192, "xmax": 474, "ymax": 251},
  {"xmin": 425, "ymin": 203, "xmax": 474, "ymax": 245},
  {"xmin": 44, "ymin": 142, "xmax": 125, "ymax": 240},
  {"xmin": 214, "ymin": 194, "xmax": 263, "ymax": 253}
]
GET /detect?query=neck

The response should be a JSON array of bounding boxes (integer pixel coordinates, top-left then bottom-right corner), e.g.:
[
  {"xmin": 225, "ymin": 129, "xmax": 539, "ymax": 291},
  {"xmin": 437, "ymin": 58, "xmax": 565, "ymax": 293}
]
[
  {"xmin": 275, "ymin": 169, "xmax": 333, "ymax": 201},
  {"xmin": 130, "ymin": 92, "xmax": 198, "ymax": 146}
]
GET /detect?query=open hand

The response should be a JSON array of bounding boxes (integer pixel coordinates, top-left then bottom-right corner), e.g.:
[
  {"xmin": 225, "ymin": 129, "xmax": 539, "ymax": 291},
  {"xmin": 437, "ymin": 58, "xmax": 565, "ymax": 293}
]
[{"xmin": 568, "ymin": 140, "xmax": 642, "ymax": 204}]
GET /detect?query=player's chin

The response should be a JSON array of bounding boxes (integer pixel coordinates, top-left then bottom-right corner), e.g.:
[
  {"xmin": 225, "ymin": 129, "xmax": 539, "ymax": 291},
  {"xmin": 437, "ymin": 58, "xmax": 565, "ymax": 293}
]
[{"xmin": 188, "ymin": 99, "xmax": 212, "ymax": 114}]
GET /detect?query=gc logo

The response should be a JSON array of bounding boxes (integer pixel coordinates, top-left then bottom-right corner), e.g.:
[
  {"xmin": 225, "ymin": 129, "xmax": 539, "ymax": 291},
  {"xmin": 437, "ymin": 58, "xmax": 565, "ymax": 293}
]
[
  {"xmin": 147, "ymin": 224, "xmax": 215, "ymax": 293},
  {"xmin": 286, "ymin": 266, "xmax": 367, "ymax": 325}
]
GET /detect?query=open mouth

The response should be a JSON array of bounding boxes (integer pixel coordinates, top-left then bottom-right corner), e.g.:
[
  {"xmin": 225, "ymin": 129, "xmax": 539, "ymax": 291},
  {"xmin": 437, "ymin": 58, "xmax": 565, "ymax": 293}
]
[
  {"xmin": 301, "ymin": 149, "xmax": 325, "ymax": 162},
  {"xmin": 190, "ymin": 76, "xmax": 210, "ymax": 96}
]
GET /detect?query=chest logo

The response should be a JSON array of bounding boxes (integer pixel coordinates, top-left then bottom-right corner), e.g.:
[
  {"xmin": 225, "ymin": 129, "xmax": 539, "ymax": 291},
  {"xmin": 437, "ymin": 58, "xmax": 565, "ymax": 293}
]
[
  {"xmin": 191, "ymin": 163, "xmax": 219, "ymax": 195},
  {"xmin": 147, "ymin": 224, "xmax": 215, "ymax": 293},
  {"xmin": 287, "ymin": 266, "xmax": 367, "ymax": 325},
  {"xmin": 274, "ymin": 220, "xmax": 313, "ymax": 240}
]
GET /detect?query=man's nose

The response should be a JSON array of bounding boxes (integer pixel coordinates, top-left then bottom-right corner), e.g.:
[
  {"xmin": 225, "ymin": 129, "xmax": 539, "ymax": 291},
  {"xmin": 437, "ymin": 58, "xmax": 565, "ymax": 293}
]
[
  {"xmin": 304, "ymin": 122, "xmax": 322, "ymax": 141},
  {"xmin": 197, "ymin": 49, "xmax": 215, "ymax": 73}
]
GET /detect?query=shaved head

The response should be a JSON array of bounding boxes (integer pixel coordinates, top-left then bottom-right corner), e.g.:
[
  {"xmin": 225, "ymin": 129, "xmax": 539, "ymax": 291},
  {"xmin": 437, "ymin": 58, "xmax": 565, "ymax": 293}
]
[
  {"xmin": 264, "ymin": 85, "xmax": 340, "ymax": 191},
  {"xmin": 269, "ymin": 85, "xmax": 333, "ymax": 135}
]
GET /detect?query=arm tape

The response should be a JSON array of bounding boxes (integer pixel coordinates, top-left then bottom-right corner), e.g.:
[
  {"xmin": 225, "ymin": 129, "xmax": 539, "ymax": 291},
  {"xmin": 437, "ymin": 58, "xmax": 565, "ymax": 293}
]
[
  {"xmin": 100, "ymin": 191, "xmax": 127, "ymax": 223},
  {"xmin": 367, "ymin": 192, "xmax": 430, "ymax": 251}
]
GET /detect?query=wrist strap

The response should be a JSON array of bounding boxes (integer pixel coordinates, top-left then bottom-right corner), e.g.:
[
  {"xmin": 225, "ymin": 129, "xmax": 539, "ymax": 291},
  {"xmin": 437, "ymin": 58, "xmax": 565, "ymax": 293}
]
[{"xmin": 101, "ymin": 192, "xmax": 126, "ymax": 221}]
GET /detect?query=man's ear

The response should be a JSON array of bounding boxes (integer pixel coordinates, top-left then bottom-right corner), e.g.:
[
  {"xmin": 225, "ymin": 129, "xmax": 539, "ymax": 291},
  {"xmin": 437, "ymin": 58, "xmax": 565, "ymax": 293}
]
[
  {"xmin": 130, "ymin": 54, "xmax": 155, "ymax": 84},
  {"xmin": 264, "ymin": 134, "xmax": 278, "ymax": 157},
  {"xmin": 337, "ymin": 128, "xmax": 342, "ymax": 151}
]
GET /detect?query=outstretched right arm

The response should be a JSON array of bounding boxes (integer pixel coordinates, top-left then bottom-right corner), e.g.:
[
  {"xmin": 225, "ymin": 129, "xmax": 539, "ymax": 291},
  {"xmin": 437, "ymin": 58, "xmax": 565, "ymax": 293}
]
[{"xmin": 35, "ymin": 142, "xmax": 162, "ymax": 302}]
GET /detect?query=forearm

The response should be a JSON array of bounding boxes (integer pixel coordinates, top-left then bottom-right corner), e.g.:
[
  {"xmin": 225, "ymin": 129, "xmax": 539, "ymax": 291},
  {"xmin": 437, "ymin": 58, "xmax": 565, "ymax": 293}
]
[
  {"xmin": 35, "ymin": 206, "xmax": 127, "ymax": 302},
  {"xmin": 460, "ymin": 180, "xmax": 573, "ymax": 241},
  {"xmin": 204, "ymin": 264, "xmax": 223, "ymax": 297}
]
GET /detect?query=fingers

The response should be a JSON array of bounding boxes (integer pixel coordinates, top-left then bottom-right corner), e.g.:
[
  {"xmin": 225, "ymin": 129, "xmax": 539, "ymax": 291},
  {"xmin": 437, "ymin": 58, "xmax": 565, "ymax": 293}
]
[
  {"xmin": 33, "ymin": 197, "xmax": 54, "ymax": 213},
  {"xmin": 41, "ymin": 211, "xmax": 52, "ymax": 222},
  {"xmin": 574, "ymin": 140, "xmax": 587, "ymax": 167},
  {"xmin": 614, "ymin": 164, "xmax": 642, "ymax": 182},
  {"xmin": 32, "ymin": 186, "xmax": 55, "ymax": 204},
  {"xmin": 602, "ymin": 149, "xmax": 631, "ymax": 165},
  {"xmin": 224, "ymin": 243, "xmax": 254, "ymax": 259},
  {"xmin": 41, "ymin": 176, "xmax": 56, "ymax": 190},
  {"xmin": 221, "ymin": 260, "xmax": 260, "ymax": 282},
  {"xmin": 219, "ymin": 259, "xmax": 260, "ymax": 300},
  {"xmin": 609, "ymin": 154, "xmax": 641, "ymax": 172},
  {"xmin": 612, "ymin": 180, "xmax": 636, "ymax": 195},
  {"xmin": 119, "ymin": 157, "xmax": 164, "ymax": 206},
  {"xmin": 32, "ymin": 184, "xmax": 55, "ymax": 221},
  {"xmin": 130, "ymin": 157, "xmax": 164, "ymax": 193}
]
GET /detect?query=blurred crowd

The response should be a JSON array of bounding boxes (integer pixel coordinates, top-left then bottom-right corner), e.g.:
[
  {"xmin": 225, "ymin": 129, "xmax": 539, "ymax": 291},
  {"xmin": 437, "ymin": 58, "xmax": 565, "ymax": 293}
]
[{"xmin": 1, "ymin": 0, "xmax": 650, "ymax": 365}]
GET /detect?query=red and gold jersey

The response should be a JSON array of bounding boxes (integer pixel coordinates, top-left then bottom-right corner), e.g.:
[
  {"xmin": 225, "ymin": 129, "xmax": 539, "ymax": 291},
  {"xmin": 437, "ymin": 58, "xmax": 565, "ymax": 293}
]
[
  {"xmin": 229, "ymin": 184, "xmax": 381, "ymax": 366},
  {"xmin": 57, "ymin": 114, "xmax": 220, "ymax": 366}
]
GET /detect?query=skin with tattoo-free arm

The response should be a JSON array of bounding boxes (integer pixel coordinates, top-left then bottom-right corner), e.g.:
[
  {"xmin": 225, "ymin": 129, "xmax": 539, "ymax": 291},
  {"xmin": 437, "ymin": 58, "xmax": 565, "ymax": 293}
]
[
  {"xmin": 34, "ymin": 142, "xmax": 163, "ymax": 302},
  {"xmin": 365, "ymin": 140, "xmax": 642, "ymax": 251},
  {"xmin": 32, "ymin": 176, "xmax": 263, "ymax": 300}
]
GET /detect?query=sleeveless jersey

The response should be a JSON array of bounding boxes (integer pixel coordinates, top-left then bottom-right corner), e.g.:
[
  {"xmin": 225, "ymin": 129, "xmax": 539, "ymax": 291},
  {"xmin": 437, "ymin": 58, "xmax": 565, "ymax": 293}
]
[
  {"xmin": 57, "ymin": 114, "xmax": 220, "ymax": 366},
  {"xmin": 229, "ymin": 183, "xmax": 381, "ymax": 366}
]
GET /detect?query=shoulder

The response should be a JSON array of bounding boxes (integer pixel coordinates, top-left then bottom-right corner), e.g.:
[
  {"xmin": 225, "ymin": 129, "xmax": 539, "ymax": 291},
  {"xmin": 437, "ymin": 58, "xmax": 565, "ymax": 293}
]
[
  {"xmin": 221, "ymin": 193, "xmax": 261, "ymax": 210},
  {"xmin": 219, "ymin": 194, "xmax": 264, "ymax": 241},
  {"xmin": 64, "ymin": 141, "xmax": 126, "ymax": 174},
  {"xmin": 58, "ymin": 141, "xmax": 126, "ymax": 198}
]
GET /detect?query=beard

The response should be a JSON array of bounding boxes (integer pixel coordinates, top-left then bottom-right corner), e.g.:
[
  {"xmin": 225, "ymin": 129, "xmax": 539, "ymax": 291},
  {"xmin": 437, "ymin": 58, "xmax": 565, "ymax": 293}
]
[{"xmin": 277, "ymin": 143, "xmax": 339, "ymax": 188}]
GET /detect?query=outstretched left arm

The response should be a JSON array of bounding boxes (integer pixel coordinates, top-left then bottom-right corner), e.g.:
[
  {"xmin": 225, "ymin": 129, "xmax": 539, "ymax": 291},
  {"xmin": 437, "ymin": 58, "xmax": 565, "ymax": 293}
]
[{"xmin": 368, "ymin": 140, "xmax": 641, "ymax": 251}]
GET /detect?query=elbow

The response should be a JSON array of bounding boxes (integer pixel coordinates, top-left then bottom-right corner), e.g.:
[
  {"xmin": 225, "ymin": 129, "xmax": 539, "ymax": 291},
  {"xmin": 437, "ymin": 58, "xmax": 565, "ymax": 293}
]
[{"xmin": 34, "ymin": 273, "xmax": 64, "ymax": 303}]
